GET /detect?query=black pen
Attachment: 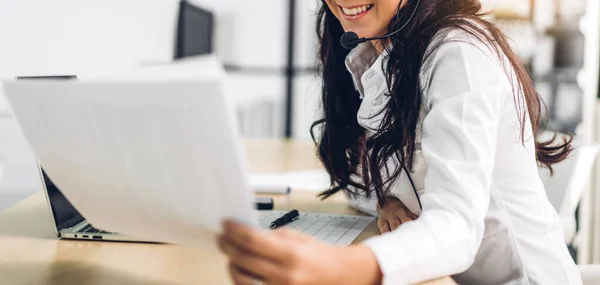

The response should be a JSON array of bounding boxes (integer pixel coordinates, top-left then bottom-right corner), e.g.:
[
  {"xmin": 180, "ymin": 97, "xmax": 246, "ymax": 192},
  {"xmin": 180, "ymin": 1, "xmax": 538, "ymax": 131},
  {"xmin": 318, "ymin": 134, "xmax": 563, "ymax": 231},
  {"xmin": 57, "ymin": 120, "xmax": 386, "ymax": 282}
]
[{"xmin": 269, "ymin": 210, "xmax": 300, "ymax": 229}]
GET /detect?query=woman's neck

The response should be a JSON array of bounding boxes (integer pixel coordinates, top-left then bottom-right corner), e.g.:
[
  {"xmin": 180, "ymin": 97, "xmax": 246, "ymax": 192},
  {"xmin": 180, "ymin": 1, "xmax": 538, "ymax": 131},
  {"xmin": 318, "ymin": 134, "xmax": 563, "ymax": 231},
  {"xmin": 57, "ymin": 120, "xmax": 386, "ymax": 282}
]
[
  {"xmin": 370, "ymin": 40, "xmax": 386, "ymax": 55},
  {"xmin": 370, "ymin": 0, "xmax": 408, "ymax": 55}
]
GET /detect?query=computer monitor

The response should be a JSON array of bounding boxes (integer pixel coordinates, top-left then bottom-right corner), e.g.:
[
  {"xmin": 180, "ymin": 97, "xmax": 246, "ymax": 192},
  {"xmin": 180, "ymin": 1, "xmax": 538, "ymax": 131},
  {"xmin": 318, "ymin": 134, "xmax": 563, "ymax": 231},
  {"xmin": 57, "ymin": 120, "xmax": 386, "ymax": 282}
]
[{"xmin": 175, "ymin": 0, "xmax": 214, "ymax": 59}]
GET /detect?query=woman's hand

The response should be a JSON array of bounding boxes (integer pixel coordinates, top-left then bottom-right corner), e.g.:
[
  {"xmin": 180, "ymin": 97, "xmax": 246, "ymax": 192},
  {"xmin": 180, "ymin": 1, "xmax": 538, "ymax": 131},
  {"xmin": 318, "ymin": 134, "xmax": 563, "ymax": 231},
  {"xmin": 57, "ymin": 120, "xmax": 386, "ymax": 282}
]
[
  {"xmin": 218, "ymin": 220, "xmax": 382, "ymax": 285},
  {"xmin": 376, "ymin": 196, "xmax": 418, "ymax": 233}
]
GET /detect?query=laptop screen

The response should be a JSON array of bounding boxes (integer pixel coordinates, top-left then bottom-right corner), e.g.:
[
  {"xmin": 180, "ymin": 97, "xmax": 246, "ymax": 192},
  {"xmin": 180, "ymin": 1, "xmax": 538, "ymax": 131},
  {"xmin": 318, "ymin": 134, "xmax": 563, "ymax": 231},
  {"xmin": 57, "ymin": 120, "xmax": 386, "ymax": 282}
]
[{"xmin": 41, "ymin": 168, "xmax": 85, "ymax": 231}]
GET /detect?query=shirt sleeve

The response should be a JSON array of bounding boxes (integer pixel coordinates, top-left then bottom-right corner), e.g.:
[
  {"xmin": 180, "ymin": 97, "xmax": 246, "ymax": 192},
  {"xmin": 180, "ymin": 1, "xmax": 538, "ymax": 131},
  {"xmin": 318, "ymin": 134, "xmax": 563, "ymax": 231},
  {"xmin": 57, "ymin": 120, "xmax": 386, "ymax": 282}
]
[{"xmin": 363, "ymin": 38, "xmax": 510, "ymax": 285}]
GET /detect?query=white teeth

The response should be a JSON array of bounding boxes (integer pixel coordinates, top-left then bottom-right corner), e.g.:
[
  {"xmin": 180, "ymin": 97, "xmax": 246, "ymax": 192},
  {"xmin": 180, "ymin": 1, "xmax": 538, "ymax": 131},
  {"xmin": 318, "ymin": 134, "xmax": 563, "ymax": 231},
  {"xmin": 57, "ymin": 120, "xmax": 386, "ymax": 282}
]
[{"xmin": 342, "ymin": 4, "xmax": 371, "ymax": 16}]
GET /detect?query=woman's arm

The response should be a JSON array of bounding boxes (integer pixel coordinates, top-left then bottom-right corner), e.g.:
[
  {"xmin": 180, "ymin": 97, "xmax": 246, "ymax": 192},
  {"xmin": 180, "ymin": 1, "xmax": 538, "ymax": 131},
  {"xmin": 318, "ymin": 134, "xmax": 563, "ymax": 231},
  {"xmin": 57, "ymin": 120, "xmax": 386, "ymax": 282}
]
[
  {"xmin": 219, "ymin": 220, "xmax": 456, "ymax": 285},
  {"xmin": 219, "ymin": 221, "xmax": 382, "ymax": 285},
  {"xmin": 349, "ymin": 244, "xmax": 457, "ymax": 285},
  {"xmin": 361, "ymin": 36, "xmax": 507, "ymax": 284}
]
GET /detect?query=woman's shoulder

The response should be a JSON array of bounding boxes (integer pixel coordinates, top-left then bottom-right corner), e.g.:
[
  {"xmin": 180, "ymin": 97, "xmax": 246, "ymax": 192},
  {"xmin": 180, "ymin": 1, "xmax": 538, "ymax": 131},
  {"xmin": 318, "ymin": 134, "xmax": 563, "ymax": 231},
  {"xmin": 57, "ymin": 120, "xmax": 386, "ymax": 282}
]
[
  {"xmin": 424, "ymin": 25, "xmax": 499, "ymax": 67},
  {"xmin": 421, "ymin": 24, "xmax": 509, "ymax": 78},
  {"xmin": 419, "ymin": 25, "xmax": 514, "ymax": 103}
]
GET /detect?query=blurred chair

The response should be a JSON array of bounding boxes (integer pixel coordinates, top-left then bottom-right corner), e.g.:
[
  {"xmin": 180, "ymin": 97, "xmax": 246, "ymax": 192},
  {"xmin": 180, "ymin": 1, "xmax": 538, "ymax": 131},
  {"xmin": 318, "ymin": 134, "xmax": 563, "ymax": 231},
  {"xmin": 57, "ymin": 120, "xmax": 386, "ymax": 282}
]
[{"xmin": 538, "ymin": 135, "xmax": 600, "ymax": 244}]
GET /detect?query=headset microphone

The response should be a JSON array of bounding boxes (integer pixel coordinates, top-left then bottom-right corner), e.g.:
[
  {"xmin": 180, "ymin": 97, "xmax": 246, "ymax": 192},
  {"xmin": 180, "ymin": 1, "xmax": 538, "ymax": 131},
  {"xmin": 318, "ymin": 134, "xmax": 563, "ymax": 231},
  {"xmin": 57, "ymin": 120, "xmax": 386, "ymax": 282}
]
[
  {"xmin": 340, "ymin": 0, "xmax": 421, "ymax": 50},
  {"xmin": 340, "ymin": 32, "xmax": 364, "ymax": 50}
]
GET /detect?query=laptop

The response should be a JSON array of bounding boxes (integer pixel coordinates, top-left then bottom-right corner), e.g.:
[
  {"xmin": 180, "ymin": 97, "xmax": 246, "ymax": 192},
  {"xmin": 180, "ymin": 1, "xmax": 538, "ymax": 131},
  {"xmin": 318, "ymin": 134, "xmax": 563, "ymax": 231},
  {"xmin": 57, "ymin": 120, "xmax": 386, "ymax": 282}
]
[
  {"xmin": 3, "ymin": 77, "xmax": 378, "ymax": 246},
  {"xmin": 13, "ymin": 75, "xmax": 268, "ymax": 242},
  {"xmin": 39, "ymin": 165, "xmax": 158, "ymax": 242},
  {"xmin": 12, "ymin": 76, "xmax": 152, "ymax": 242}
]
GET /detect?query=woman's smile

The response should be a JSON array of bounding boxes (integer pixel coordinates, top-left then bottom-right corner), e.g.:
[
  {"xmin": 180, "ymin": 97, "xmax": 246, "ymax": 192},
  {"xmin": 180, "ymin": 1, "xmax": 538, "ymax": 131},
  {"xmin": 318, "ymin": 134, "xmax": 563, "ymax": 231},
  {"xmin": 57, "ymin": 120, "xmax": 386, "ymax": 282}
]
[
  {"xmin": 337, "ymin": 3, "xmax": 374, "ymax": 20},
  {"xmin": 325, "ymin": 0, "xmax": 403, "ymax": 40}
]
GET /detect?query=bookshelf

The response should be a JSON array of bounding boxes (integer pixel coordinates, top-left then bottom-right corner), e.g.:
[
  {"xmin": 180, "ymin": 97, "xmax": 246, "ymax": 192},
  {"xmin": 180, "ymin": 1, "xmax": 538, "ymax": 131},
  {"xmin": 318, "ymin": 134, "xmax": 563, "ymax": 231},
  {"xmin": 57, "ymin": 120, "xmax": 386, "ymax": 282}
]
[{"xmin": 485, "ymin": 0, "xmax": 587, "ymax": 134}]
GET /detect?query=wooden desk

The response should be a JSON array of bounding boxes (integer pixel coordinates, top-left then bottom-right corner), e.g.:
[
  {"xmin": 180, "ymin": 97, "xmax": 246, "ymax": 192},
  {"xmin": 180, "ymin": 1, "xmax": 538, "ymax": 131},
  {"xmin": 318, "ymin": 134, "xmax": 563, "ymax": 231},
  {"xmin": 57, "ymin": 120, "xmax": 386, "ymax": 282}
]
[
  {"xmin": 0, "ymin": 140, "xmax": 455, "ymax": 285},
  {"xmin": 0, "ymin": 140, "xmax": 379, "ymax": 285}
]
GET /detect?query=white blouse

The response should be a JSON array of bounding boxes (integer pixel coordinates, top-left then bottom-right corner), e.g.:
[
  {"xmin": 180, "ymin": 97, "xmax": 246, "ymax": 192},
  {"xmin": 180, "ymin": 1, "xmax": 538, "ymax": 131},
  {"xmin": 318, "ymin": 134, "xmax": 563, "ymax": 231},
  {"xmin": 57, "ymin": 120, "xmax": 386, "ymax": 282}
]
[{"xmin": 344, "ymin": 29, "xmax": 582, "ymax": 285}]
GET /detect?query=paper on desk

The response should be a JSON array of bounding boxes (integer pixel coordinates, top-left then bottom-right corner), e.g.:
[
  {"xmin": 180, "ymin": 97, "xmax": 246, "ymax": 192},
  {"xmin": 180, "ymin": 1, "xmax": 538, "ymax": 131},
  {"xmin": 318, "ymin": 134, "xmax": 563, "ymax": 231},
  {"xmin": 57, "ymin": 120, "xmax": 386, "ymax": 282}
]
[
  {"xmin": 248, "ymin": 170, "xmax": 379, "ymax": 215},
  {"xmin": 2, "ymin": 80, "xmax": 257, "ymax": 249},
  {"xmin": 249, "ymin": 170, "xmax": 331, "ymax": 193}
]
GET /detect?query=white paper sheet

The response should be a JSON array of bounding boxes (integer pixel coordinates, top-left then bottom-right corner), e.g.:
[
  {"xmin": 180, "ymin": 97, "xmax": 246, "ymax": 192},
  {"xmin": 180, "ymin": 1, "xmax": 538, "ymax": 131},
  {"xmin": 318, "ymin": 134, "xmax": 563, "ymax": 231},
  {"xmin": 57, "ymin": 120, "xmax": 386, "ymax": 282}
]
[
  {"xmin": 248, "ymin": 170, "xmax": 379, "ymax": 216},
  {"xmin": 249, "ymin": 170, "xmax": 331, "ymax": 193},
  {"xmin": 2, "ymin": 79, "xmax": 257, "ymax": 249}
]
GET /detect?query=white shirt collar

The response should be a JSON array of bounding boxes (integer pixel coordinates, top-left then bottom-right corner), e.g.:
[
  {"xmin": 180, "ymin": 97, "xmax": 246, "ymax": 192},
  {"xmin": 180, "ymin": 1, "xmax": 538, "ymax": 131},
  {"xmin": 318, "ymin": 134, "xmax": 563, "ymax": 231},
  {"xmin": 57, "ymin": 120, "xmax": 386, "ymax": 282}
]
[{"xmin": 344, "ymin": 42, "xmax": 387, "ymax": 99}]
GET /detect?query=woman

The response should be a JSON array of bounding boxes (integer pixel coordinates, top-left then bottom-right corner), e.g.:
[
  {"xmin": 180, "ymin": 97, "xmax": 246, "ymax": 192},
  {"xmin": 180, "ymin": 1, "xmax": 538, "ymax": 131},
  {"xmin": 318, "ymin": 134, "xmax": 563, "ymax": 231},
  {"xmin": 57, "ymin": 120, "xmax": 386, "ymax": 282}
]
[{"xmin": 219, "ymin": 0, "xmax": 582, "ymax": 284}]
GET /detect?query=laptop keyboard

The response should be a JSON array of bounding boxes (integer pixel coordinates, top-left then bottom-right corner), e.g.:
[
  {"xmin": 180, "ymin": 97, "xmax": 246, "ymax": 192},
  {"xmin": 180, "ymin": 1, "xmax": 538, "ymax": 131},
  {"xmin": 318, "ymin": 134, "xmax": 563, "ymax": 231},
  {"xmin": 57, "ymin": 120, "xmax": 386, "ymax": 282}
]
[
  {"xmin": 74, "ymin": 212, "xmax": 374, "ymax": 243},
  {"xmin": 257, "ymin": 211, "xmax": 375, "ymax": 246},
  {"xmin": 78, "ymin": 224, "xmax": 114, "ymax": 234}
]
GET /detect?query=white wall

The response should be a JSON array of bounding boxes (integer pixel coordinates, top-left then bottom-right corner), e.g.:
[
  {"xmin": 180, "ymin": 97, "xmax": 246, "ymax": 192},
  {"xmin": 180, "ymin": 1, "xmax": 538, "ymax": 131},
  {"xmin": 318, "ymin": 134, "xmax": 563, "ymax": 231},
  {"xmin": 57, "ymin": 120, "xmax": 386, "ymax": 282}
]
[
  {"xmin": 0, "ymin": 0, "xmax": 174, "ymax": 77},
  {"xmin": 0, "ymin": 0, "xmax": 315, "ymax": 80},
  {"xmin": 0, "ymin": 0, "xmax": 181, "ymax": 196},
  {"xmin": 217, "ymin": 0, "xmax": 321, "ymax": 140},
  {"xmin": 293, "ymin": 0, "xmax": 322, "ymax": 140},
  {"xmin": 0, "ymin": 0, "xmax": 319, "ymax": 127},
  {"xmin": 0, "ymin": 0, "xmax": 322, "ymax": 197}
]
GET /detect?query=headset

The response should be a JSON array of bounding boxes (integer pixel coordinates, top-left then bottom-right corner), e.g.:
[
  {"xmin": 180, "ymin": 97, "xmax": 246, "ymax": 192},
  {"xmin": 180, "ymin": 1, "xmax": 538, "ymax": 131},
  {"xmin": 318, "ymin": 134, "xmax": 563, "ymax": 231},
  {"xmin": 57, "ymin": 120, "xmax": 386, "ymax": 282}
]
[
  {"xmin": 339, "ymin": 0, "xmax": 422, "ymax": 50},
  {"xmin": 311, "ymin": 0, "xmax": 424, "ymax": 209}
]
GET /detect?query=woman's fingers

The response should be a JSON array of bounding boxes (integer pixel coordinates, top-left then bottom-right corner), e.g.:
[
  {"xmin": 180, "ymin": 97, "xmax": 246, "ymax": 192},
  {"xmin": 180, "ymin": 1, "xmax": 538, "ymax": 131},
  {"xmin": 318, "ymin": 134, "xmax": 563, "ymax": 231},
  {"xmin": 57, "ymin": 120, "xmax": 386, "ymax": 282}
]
[
  {"xmin": 222, "ymin": 220, "xmax": 288, "ymax": 263},
  {"xmin": 219, "ymin": 237, "xmax": 281, "ymax": 280},
  {"xmin": 388, "ymin": 217, "xmax": 401, "ymax": 230},
  {"xmin": 377, "ymin": 217, "xmax": 390, "ymax": 233},
  {"xmin": 378, "ymin": 206, "xmax": 417, "ymax": 232},
  {"xmin": 229, "ymin": 263, "xmax": 259, "ymax": 285},
  {"xmin": 394, "ymin": 208, "xmax": 414, "ymax": 223},
  {"xmin": 409, "ymin": 211, "xmax": 419, "ymax": 220}
]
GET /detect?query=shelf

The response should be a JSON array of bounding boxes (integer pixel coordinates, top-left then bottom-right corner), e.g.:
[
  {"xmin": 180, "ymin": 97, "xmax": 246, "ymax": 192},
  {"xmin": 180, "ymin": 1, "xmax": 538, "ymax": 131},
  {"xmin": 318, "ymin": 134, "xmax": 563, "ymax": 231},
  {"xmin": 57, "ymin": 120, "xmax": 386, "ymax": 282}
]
[
  {"xmin": 534, "ymin": 68, "xmax": 582, "ymax": 84},
  {"xmin": 492, "ymin": 11, "xmax": 532, "ymax": 21}
]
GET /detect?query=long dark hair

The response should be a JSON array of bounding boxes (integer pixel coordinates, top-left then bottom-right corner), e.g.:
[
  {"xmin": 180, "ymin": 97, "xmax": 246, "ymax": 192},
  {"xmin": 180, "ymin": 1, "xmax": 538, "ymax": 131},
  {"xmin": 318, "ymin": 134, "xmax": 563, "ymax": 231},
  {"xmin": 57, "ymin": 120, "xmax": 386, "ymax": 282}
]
[{"xmin": 313, "ymin": 0, "xmax": 573, "ymax": 206}]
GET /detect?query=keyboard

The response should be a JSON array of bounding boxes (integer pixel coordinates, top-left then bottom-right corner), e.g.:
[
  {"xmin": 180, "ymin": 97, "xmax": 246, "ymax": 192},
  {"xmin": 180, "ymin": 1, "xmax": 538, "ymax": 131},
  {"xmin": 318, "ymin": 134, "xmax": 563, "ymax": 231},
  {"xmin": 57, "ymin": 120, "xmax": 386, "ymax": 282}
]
[
  {"xmin": 258, "ymin": 211, "xmax": 375, "ymax": 246},
  {"xmin": 77, "ymin": 224, "xmax": 115, "ymax": 234},
  {"xmin": 77, "ymin": 211, "xmax": 375, "ymax": 245}
]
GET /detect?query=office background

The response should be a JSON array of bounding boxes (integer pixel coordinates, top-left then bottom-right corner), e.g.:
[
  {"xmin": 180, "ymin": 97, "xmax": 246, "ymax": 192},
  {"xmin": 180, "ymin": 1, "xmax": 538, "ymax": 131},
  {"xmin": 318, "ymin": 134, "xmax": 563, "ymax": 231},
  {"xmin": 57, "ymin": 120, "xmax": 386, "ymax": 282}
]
[{"xmin": 1, "ymin": 0, "xmax": 600, "ymax": 266}]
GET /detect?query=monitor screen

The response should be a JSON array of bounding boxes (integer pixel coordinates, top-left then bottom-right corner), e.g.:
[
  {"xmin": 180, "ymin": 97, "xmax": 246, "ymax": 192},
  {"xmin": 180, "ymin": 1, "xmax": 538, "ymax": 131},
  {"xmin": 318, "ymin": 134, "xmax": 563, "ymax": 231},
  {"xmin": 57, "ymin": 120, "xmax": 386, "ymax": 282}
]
[{"xmin": 175, "ymin": 1, "xmax": 214, "ymax": 59}]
